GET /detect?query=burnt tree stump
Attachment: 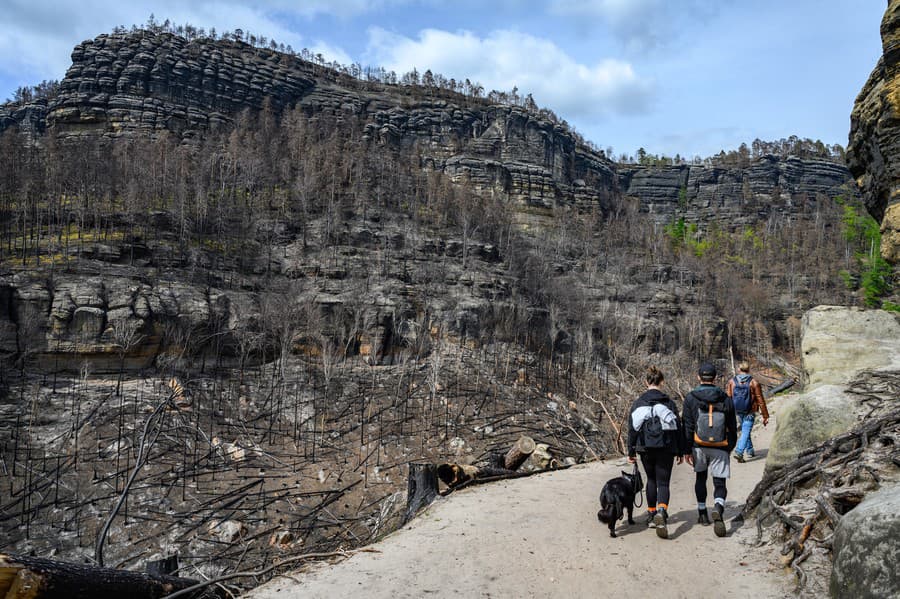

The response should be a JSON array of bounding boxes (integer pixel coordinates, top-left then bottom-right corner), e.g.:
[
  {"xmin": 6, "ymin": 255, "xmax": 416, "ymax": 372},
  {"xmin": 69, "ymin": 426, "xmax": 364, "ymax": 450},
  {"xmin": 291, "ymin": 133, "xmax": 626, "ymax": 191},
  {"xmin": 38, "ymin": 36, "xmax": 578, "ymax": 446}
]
[{"xmin": 403, "ymin": 462, "xmax": 438, "ymax": 524}]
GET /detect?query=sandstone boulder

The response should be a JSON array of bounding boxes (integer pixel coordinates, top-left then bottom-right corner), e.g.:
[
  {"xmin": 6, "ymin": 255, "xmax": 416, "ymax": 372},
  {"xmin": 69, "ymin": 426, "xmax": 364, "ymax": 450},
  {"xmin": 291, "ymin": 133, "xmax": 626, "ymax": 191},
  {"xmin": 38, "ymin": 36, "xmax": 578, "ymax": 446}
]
[
  {"xmin": 830, "ymin": 483, "xmax": 900, "ymax": 599},
  {"xmin": 801, "ymin": 306, "xmax": 900, "ymax": 387},
  {"xmin": 767, "ymin": 385, "xmax": 857, "ymax": 470}
]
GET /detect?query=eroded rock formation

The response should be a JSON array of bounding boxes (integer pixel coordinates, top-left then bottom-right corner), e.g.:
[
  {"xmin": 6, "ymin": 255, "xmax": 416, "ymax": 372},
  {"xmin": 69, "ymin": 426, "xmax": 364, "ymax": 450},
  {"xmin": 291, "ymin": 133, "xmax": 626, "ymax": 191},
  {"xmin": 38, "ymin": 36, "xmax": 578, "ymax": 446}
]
[
  {"xmin": 847, "ymin": 0, "xmax": 900, "ymax": 263},
  {"xmin": 0, "ymin": 31, "xmax": 616, "ymax": 213},
  {"xmin": 619, "ymin": 156, "xmax": 857, "ymax": 226}
]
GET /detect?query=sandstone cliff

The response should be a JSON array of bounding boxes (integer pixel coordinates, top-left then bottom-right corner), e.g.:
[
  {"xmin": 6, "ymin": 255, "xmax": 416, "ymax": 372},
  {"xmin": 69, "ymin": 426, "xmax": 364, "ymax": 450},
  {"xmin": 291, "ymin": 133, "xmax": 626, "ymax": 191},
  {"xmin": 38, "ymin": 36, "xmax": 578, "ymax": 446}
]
[
  {"xmin": 619, "ymin": 156, "xmax": 857, "ymax": 227},
  {"xmin": 847, "ymin": 0, "xmax": 900, "ymax": 263},
  {"xmin": 0, "ymin": 30, "xmax": 616, "ymax": 213}
]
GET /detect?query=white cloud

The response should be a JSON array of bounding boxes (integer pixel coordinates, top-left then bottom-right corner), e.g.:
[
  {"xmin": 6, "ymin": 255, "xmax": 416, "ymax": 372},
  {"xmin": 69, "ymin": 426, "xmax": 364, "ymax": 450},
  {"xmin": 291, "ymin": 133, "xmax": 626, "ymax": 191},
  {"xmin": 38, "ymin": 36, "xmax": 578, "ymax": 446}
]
[
  {"xmin": 548, "ymin": 0, "xmax": 722, "ymax": 53},
  {"xmin": 365, "ymin": 27, "xmax": 654, "ymax": 119},
  {"xmin": 0, "ymin": 0, "xmax": 368, "ymax": 97}
]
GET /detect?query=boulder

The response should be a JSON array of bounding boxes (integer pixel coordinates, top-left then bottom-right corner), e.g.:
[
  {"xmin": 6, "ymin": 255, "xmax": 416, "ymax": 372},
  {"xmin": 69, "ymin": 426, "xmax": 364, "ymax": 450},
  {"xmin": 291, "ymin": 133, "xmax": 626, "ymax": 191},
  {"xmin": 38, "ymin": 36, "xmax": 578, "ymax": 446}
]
[
  {"xmin": 767, "ymin": 385, "xmax": 857, "ymax": 470},
  {"xmin": 802, "ymin": 306, "xmax": 900, "ymax": 388},
  {"xmin": 830, "ymin": 483, "xmax": 900, "ymax": 599}
]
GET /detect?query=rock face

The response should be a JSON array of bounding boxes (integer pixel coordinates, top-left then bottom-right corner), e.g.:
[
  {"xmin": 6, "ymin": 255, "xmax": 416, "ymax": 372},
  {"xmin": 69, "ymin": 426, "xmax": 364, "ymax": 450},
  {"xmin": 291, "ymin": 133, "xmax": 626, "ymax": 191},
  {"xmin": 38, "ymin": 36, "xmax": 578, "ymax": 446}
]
[
  {"xmin": 0, "ymin": 31, "xmax": 616, "ymax": 212},
  {"xmin": 830, "ymin": 483, "xmax": 900, "ymax": 599},
  {"xmin": 0, "ymin": 273, "xmax": 241, "ymax": 372},
  {"xmin": 847, "ymin": 0, "xmax": 900, "ymax": 263},
  {"xmin": 619, "ymin": 156, "xmax": 858, "ymax": 227}
]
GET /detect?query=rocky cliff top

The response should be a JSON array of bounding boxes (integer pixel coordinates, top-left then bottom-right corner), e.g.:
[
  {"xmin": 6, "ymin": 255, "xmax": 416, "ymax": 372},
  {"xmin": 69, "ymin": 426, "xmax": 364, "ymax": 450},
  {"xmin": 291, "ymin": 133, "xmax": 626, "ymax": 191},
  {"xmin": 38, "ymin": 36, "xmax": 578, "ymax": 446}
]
[
  {"xmin": 0, "ymin": 30, "xmax": 616, "ymax": 213},
  {"xmin": 619, "ymin": 155, "xmax": 858, "ymax": 227},
  {"xmin": 847, "ymin": 0, "xmax": 900, "ymax": 263}
]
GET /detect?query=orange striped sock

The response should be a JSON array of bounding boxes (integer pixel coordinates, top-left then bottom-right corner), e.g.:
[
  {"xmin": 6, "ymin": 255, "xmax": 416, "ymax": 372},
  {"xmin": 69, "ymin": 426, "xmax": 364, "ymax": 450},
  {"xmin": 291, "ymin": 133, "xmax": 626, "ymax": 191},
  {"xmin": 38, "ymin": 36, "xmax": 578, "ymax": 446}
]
[
  {"xmin": 648, "ymin": 507, "xmax": 657, "ymax": 513},
  {"xmin": 658, "ymin": 503, "xmax": 669, "ymax": 511}
]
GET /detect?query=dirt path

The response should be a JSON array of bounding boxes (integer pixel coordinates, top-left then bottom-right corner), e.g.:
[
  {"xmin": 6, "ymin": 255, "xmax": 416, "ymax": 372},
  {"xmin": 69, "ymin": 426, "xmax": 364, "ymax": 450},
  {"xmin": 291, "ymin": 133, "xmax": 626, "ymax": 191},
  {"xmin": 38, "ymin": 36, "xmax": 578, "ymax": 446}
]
[{"xmin": 245, "ymin": 418, "xmax": 788, "ymax": 599}]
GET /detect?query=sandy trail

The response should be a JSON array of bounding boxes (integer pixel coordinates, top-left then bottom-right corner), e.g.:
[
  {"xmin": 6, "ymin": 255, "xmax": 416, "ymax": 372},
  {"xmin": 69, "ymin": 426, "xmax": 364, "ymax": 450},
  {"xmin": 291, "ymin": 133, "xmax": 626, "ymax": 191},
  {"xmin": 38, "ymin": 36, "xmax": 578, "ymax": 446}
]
[{"xmin": 245, "ymin": 417, "xmax": 788, "ymax": 599}]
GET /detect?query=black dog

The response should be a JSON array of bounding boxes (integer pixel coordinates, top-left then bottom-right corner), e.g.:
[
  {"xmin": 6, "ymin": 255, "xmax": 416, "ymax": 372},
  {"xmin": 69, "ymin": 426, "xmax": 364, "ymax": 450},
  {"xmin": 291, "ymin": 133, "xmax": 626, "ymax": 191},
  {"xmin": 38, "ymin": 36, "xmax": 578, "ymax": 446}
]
[{"xmin": 597, "ymin": 471, "xmax": 637, "ymax": 538}]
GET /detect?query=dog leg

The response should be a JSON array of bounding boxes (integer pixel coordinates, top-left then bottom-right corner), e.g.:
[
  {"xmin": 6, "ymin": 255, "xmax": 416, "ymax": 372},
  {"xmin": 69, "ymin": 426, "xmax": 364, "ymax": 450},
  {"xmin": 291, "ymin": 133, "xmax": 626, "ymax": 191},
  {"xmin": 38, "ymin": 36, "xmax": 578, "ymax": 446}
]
[
  {"xmin": 608, "ymin": 521, "xmax": 617, "ymax": 538},
  {"xmin": 626, "ymin": 502, "xmax": 635, "ymax": 525}
]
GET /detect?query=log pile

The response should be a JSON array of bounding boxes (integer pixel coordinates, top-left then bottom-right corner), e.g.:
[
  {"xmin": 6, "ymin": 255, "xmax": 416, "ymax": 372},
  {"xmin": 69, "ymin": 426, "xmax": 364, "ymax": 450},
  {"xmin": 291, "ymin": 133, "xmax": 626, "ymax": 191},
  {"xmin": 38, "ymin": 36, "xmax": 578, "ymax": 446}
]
[
  {"xmin": 744, "ymin": 370, "xmax": 900, "ymax": 596},
  {"xmin": 401, "ymin": 435, "xmax": 570, "ymax": 521},
  {"xmin": 435, "ymin": 436, "xmax": 568, "ymax": 494}
]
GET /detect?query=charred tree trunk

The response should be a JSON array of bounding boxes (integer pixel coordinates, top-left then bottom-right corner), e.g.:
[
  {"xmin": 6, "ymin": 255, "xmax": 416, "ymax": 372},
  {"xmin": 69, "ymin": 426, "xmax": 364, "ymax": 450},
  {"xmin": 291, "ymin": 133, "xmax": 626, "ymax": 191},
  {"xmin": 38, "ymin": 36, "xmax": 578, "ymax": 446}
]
[
  {"xmin": 403, "ymin": 462, "xmax": 438, "ymax": 524},
  {"xmin": 0, "ymin": 553, "xmax": 222, "ymax": 599}
]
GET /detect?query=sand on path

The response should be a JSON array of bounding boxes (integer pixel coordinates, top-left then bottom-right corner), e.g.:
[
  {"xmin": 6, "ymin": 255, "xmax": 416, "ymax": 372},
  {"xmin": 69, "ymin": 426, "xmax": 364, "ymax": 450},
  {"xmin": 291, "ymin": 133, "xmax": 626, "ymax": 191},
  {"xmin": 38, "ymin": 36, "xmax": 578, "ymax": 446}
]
[{"xmin": 244, "ymin": 416, "xmax": 788, "ymax": 599}]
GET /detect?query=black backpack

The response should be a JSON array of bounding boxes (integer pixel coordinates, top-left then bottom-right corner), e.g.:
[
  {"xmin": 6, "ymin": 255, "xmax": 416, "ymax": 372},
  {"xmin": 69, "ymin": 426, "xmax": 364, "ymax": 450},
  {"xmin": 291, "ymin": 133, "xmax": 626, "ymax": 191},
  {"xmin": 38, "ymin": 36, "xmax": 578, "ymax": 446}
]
[
  {"xmin": 732, "ymin": 376, "xmax": 752, "ymax": 413},
  {"xmin": 640, "ymin": 412, "xmax": 666, "ymax": 449}
]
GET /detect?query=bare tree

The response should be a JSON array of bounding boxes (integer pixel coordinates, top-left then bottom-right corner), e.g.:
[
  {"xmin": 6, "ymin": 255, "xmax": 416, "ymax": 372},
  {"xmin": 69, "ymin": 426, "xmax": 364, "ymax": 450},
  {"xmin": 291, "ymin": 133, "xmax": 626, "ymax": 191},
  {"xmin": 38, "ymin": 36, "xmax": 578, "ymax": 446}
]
[{"xmin": 112, "ymin": 318, "xmax": 145, "ymax": 395}]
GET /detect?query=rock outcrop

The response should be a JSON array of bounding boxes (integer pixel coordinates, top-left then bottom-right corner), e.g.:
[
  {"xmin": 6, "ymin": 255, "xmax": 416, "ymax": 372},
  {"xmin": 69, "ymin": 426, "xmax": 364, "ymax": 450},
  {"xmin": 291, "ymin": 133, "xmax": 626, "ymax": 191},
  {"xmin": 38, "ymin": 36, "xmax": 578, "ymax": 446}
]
[
  {"xmin": 767, "ymin": 305, "xmax": 900, "ymax": 469},
  {"xmin": 801, "ymin": 305, "xmax": 900, "ymax": 387},
  {"xmin": 847, "ymin": 0, "xmax": 900, "ymax": 263},
  {"xmin": 619, "ymin": 156, "xmax": 858, "ymax": 227},
  {"xmin": 0, "ymin": 31, "xmax": 616, "ymax": 213},
  {"xmin": 830, "ymin": 483, "xmax": 900, "ymax": 599},
  {"xmin": 767, "ymin": 385, "xmax": 857, "ymax": 470}
]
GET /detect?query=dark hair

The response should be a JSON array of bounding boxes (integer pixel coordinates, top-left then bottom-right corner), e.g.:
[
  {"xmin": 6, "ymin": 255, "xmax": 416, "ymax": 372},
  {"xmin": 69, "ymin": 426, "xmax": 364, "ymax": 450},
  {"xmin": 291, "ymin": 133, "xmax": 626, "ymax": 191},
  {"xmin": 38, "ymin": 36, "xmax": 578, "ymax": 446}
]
[{"xmin": 646, "ymin": 366, "xmax": 664, "ymax": 386}]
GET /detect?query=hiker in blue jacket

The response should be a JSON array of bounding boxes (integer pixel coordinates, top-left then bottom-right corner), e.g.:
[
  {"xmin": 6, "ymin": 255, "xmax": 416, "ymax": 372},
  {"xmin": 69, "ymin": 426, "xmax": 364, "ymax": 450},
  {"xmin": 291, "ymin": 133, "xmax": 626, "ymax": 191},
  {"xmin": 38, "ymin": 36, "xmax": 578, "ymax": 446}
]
[
  {"xmin": 725, "ymin": 361, "xmax": 770, "ymax": 462},
  {"xmin": 682, "ymin": 362, "xmax": 737, "ymax": 538},
  {"xmin": 627, "ymin": 366, "xmax": 684, "ymax": 540}
]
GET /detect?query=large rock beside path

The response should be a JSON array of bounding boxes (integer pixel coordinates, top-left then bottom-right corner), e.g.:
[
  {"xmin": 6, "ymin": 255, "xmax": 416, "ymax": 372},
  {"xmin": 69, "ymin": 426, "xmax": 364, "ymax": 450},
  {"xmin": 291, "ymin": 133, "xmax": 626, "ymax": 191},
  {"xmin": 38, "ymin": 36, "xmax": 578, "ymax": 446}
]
[
  {"xmin": 801, "ymin": 306, "xmax": 900, "ymax": 388},
  {"xmin": 768, "ymin": 306, "xmax": 900, "ymax": 470},
  {"xmin": 830, "ymin": 483, "xmax": 900, "ymax": 599}
]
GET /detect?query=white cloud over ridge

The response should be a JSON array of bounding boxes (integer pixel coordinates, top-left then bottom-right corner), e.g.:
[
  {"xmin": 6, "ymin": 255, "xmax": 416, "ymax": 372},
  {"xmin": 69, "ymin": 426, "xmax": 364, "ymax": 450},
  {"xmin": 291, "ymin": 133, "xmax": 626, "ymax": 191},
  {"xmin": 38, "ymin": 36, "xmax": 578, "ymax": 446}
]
[
  {"xmin": 0, "ymin": 0, "xmax": 375, "ymax": 97},
  {"xmin": 366, "ymin": 27, "xmax": 654, "ymax": 121}
]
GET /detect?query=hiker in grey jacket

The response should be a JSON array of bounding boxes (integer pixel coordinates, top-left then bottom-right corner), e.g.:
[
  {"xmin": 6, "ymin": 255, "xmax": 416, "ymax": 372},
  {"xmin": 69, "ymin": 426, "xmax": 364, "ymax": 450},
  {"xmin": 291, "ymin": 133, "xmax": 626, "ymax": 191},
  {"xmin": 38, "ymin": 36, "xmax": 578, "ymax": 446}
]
[
  {"xmin": 682, "ymin": 362, "xmax": 737, "ymax": 537},
  {"xmin": 627, "ymin": 366, "xmax": 684, "ymax": 539}
]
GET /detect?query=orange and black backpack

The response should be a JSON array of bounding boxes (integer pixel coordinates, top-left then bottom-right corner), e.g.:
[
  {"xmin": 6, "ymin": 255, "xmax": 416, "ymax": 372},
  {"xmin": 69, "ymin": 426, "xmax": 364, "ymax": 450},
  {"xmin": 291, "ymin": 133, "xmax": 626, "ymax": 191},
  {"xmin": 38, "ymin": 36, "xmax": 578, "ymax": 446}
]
[{"xmin": 692, "ymin": 394, "xmax": 728, "ymax": 448}]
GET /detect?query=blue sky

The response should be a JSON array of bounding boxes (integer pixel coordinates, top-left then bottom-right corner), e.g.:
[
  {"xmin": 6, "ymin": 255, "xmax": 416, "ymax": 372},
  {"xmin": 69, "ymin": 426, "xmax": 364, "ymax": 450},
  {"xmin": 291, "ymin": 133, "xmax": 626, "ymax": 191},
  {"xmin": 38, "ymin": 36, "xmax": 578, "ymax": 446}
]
[{"xmin": 0, "ymin": 0, "xmax": 886, "ymax": 158}]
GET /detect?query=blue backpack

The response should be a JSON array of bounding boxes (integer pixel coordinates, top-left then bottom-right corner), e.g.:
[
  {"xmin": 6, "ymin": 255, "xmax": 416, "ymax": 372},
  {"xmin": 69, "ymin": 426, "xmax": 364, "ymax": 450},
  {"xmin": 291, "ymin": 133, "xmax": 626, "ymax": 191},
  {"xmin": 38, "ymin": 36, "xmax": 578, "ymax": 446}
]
[{"xmin": 732, "ymin": 375, "xmax": 752, "ymax": 413}]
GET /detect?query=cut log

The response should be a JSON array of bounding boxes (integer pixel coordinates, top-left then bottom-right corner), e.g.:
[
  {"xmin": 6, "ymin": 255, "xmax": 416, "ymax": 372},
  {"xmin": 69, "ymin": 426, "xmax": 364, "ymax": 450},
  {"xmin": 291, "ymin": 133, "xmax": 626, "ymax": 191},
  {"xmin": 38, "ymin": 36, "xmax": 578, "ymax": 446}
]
[
  {"xmin": 504, "ymin": 435, "xmax": 536, "ymax": 470},
  {"xmin": 0, "ymin": 553, "xmax": 222, "ymax": 599},
  {"xmin": 403, "ymin": 463, "xmax": 438, "ymax": 524}
]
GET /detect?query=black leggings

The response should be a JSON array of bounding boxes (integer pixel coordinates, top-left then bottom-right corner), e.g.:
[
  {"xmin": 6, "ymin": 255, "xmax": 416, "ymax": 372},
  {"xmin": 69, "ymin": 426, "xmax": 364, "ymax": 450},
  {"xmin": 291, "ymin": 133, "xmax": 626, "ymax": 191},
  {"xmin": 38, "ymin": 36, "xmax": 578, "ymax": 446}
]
[
  {"xmin": 694, "ymin": 470, "xmax": 727, "ymax": 503},
  {"xmin": 640, "ymin": 451, "xmax": 675, "ymax": 508}
]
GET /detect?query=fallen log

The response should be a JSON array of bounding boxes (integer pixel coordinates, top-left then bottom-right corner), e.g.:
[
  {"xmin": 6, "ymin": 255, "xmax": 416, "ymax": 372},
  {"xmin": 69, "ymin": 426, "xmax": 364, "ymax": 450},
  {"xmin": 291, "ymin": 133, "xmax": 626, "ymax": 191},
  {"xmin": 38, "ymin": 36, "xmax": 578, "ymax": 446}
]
[
  {"xmin": 437, "ymin": 463, "xmax": 480, "ymax": 487},
  {"xmin": 0, "ymin": 553, "xmax": 222, "ymax": 599},
  {"xmin": 436, "ymin": 463, "xmax": 518, "ymax": 488},
  {"xmin": 440, "ymin": 463, "xmax": 573, "ymax": 495},
  {"xmin": 765, "ymin": 378, "xmax": 795, "ymax": 398},
  {"xmin": 503, "ymin": 435, "xmax": 536, "ymax": 470}
]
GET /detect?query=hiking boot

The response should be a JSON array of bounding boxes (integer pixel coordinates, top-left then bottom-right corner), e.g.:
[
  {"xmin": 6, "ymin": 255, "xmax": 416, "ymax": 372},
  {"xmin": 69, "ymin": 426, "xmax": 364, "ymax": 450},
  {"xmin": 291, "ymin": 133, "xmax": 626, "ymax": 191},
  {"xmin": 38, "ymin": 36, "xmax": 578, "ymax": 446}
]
[
  {"xmin": 698, "ymin": 508, "xmax": 710, "ymax": 526},
  {"xmin": 645, "ymin": 512, "xmax": 657, "ymax": 528},
  {"xmin": 654, "ymin": 508, "xmax": 668, "ymax": 539},
  {"xmin": 747, "ymin": 450, "xmax": 756, "ymax": 459},
  {"xmin": 733, "ymin": 452, "xmax": 745, "ymax": 463},
  {"xmin": 712, "ymin": 504, "xmax": 726, "ymax": 537}
]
